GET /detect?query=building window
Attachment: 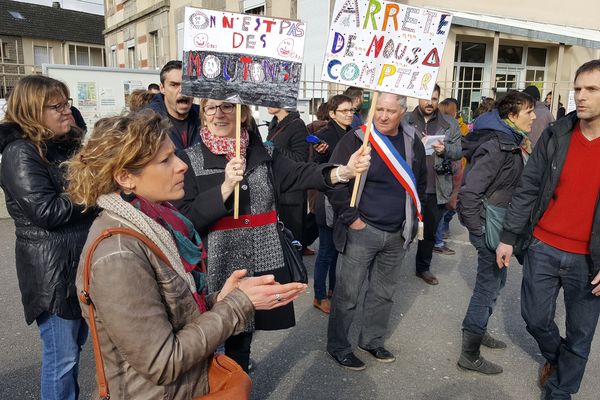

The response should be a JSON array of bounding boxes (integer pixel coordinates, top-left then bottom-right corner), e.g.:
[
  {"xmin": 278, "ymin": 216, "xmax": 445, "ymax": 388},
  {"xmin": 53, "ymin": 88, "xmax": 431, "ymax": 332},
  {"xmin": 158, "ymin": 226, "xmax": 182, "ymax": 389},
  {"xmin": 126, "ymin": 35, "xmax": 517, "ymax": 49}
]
[
  {"xmin": 127, "ymin": 40, "xmax": 136, "ymax": 68},
  {"xmin": 68, "ymin": 45, "xmax": 103, "ymax": 66},
  {"xmin": 1, "ymin": 42, "xmax": 10, "ymax": 60},
  {"xmin": 149, "ymin": 30, "xmax": 160, "ymax": 69},
  {"xmin": 33, "ymin": 45, "xmax": 53, "ymax": 65},
  {"xmin": 244, "ymin": 0, "xmax": 265, "ymax": 15},
  {"xmin": 497, "ymin": 45, "xmax": 523, "ymax": 64},
  {"xmin": 453, "ymin": 41, "xmax": 487, "ymax": 116}
]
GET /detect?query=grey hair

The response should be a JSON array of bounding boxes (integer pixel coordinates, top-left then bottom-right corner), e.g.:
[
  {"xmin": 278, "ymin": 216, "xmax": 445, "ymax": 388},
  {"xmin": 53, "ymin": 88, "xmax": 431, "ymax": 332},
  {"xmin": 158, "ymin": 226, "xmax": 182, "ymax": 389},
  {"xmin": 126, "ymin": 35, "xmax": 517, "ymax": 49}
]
[{"xmin": 377, "ymin": 92, "xmax": 407, "ymax": 110}]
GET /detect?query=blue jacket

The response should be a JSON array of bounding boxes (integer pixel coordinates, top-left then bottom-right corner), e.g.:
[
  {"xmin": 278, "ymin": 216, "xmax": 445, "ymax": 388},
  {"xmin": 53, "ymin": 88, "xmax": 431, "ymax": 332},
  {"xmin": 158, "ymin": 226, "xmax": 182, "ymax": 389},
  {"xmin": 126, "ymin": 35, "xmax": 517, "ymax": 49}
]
[{"xmin": 146, "ymin": 94, "xmax": 201, "ymax": 150}]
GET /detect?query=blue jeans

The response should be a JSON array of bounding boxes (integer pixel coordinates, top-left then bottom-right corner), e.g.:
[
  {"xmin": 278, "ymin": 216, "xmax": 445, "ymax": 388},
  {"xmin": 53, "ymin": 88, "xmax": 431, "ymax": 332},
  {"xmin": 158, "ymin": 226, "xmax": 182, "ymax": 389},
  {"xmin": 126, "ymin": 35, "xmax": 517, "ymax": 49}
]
[
  {"xmin": 462, "ymin": 233, "xmax": 507, "ymax": 336},
  {"xmin": 327, "ymin": 223, "xmax": 406, "ymax": 356},
  {"xmin": 435, "ymin": 210, "xmax": 455, "ymax": 247},
  {"xmin": 36, "ymin": 313, "xmax": 88, "ymax": 400},
  {"xmin": 314, "ymin": 224, "xmax": 338, "ymax": 300},
  {"xmin": 521, "ymin": 238, "xmax": 600, "ymax": 400}
]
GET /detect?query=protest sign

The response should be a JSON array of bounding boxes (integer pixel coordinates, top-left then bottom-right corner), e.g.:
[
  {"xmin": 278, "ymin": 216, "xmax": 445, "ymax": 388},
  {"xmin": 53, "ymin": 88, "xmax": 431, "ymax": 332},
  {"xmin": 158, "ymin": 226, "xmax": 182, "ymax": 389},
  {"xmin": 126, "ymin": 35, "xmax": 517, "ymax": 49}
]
[
  {"xmin": 181, "ymin": 7, "xmax": 306, "ymax": 108},
  {"xmin": 322, "ymin": 0, "xmax": 452, "ymax": 100}
]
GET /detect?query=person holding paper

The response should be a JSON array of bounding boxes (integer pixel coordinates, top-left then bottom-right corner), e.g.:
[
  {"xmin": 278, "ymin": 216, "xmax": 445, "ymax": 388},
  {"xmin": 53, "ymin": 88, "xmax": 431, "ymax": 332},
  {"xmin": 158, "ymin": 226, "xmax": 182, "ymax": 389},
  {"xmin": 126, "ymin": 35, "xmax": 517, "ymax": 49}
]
[
  {"xmin": 174, "ymin": 98, "xmax": 371, "ymax": 372},
  {"xmin": 326, "ymin": 93, "xmax": 427, "ymax": 371},
  {"xmin": 405, "ymin": 83, "xmax": 462, "ymax": 285},
  {"xmin": 457, "ymin": 90, "xmax": 536, "ymax": 375}
]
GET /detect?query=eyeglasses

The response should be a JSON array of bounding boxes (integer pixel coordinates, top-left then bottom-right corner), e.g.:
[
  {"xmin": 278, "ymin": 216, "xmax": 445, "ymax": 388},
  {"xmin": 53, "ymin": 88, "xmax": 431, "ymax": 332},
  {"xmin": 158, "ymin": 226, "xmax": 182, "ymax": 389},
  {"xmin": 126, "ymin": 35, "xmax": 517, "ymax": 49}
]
[
  {"xmin": 203, "ymin": 103, "xmax": 235, "ymax": 116},
  {"xmin": 45, "ymin": 99, "xmax": 72, "ymax": 113},
  {"xmin": 335, "ymin": 108, "xmax": 356, "ymax": 115}
]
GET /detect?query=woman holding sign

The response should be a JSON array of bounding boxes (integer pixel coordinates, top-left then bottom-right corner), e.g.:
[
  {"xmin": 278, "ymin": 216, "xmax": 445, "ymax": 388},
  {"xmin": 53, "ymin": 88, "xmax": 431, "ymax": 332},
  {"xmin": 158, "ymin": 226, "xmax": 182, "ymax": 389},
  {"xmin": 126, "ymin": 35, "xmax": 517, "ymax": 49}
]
[{"xmin": 174, "ymin": 98, "xmax": 371, "ymax": 371}]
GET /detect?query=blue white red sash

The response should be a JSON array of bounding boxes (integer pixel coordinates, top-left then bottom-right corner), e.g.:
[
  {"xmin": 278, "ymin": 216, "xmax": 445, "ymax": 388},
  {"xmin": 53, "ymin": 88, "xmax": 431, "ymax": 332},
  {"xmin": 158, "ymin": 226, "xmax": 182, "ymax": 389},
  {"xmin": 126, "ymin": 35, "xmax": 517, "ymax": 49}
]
[{"xmin": 361, "ymin": 124, "xmax": 423, "ymax": 222}]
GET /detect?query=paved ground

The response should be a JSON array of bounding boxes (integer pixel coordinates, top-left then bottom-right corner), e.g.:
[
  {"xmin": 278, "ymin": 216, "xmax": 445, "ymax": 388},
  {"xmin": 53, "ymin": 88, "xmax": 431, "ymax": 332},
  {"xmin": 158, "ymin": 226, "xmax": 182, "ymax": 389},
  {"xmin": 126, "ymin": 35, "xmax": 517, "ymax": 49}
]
[{"xmin": 0, "ymin": 217, "xmax": 598, "ymax": 399}]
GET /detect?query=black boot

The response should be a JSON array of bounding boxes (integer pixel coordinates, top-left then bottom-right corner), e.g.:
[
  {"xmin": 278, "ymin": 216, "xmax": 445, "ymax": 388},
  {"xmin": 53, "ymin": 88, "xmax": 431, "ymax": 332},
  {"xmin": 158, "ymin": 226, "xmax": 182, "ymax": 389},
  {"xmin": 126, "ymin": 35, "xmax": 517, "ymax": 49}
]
[{"xmin": 457, "ymin": 331, "xmax": 503, "ymax": 375}]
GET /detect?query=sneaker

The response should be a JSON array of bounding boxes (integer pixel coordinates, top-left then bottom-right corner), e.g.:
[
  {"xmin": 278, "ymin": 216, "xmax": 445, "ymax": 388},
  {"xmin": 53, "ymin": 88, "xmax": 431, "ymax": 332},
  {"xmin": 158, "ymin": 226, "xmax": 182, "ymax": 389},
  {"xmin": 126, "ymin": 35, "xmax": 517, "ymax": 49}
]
[
  {"xmin": 313, "ymin": 298, "xmax": 331, "ymax": 314},
  {"xmin": 328, "ymin": 351, "xmax": 366, "ymax": 371},
  {"xmin": 432, "ymin": 245, "xmax": 456, "ymax": 255},
  {"xmin": 358, "ymin": 346, "xmax": 396, "ymax": 363}
]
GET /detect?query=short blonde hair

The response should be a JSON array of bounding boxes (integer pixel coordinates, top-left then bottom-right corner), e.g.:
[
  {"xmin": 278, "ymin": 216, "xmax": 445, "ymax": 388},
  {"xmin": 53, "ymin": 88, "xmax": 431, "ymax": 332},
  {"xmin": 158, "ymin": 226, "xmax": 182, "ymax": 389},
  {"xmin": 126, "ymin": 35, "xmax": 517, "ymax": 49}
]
[
  {"xmin": 3, "ymin": 75, "xmax": 70, "ymax": 157},
  {"xmin": 199, "ymin": 98, "xmax": 252, "ymax": 130},
  {"xmin": 66, "ymin": 110, "xmax": 168, "ymax": 208}
]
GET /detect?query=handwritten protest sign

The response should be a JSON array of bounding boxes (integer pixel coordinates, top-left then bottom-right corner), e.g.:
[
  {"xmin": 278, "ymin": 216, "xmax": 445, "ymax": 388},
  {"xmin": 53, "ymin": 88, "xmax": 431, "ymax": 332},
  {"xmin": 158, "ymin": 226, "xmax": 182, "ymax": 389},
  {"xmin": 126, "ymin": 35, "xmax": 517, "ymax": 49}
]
[
  {"xmin": 182, "ymin": 7, "xmax": 306, "ymax": 108},
  {"xmin": 322, "ymin": 0, "xmax": 452, "ymax": 100}
]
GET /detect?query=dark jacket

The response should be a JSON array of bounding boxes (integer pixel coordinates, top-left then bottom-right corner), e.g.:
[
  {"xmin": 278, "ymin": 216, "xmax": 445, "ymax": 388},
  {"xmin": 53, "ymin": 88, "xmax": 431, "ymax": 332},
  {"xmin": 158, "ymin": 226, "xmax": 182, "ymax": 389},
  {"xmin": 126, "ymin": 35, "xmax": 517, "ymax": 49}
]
[
  {"xmin": 500, "ymin": 112, "xmax": 600, "ymax": 276},
  {"xmin": 328, "ymin": 121, "xmax": 427, "ymax": 253},
  {"xmin": 266, "ymin": 111, "xmax": 309, "ymax": 240},
  {"xmin": 0, "ymin": 123, "xmax": 95, "ymax": 324},
  {"xmin": 146, "ymin": 93, "xmax": 200, "ymax": 150},
  {"xmin": 174, "ymin": 132, "xmax": 334, "ymax": 331},
  {"xmin": 313, "ymin": 120, "xmax": 352, "ymax": 225},
  {"xmin": 457, "ymin": 110, "xmax": 525, "ymax": 235}
]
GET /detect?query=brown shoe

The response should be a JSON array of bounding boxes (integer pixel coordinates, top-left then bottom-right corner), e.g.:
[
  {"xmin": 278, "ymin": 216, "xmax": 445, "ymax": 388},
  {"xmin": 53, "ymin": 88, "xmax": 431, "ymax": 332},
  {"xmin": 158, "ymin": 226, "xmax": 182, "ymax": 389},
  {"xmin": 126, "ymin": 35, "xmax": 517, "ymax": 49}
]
[
  {"xmin": 539, "ymin": 361, "xmax": 557, "ymax": 387},
  {"xmin": 302, "ymin": 247, "xmax": 315, "ymax": 256},
  {"xmin": 313, "ymin": 298, "xmax": 330, "ymax": 314},
  {"xmin": 416, "ymin": 271, "xmax": 439, "ymax": 285}
]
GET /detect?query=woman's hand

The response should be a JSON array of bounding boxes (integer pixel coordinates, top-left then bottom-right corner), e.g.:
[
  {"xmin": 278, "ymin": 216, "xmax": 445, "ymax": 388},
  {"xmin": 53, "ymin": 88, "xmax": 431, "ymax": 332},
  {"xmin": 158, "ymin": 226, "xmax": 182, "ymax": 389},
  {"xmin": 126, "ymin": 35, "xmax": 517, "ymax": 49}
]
[
  {"xmin": 217, "ymin": 270, "xmax": 307, "ymax": 309},
  {"xmin": 221, "ymin": 157, "xmax": 246, "ymax": 201},
  {"xmin": 313, "ymin": 142, "xmax": 329, "ymax": 154},
  {"xmin": 331, "ymin": 146, "xmax": 371, "ymax": 183}
]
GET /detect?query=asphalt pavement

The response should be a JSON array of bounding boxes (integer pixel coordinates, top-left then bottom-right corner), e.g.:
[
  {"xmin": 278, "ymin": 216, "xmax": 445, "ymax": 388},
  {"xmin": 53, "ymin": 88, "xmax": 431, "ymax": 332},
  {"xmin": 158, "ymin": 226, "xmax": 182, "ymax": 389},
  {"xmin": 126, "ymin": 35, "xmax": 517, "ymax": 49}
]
[{"xmin": 0, "ymin": 217, "xmax": 598, "ymax": 399}]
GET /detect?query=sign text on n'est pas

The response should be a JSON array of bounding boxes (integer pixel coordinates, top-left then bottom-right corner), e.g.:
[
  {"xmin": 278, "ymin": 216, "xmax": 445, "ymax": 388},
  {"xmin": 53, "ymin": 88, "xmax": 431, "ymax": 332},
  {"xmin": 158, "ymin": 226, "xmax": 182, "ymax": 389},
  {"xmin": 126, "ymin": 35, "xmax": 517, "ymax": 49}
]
[
  {"xmin": 322, "ymin": 0, "xmax": 452, "ymax": 99},
  {"xmin": 181, "ymin": 7, "xmax": 306, "ymax": 108}
]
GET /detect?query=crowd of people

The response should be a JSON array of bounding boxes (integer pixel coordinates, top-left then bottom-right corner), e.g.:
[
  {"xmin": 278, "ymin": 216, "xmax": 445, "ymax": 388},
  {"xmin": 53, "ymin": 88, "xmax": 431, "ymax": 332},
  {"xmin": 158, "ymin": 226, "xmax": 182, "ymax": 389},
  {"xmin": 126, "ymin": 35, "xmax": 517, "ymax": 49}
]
[{"xmin": 0, "ymin": 58, "xmax": 599, "ymax": 400}]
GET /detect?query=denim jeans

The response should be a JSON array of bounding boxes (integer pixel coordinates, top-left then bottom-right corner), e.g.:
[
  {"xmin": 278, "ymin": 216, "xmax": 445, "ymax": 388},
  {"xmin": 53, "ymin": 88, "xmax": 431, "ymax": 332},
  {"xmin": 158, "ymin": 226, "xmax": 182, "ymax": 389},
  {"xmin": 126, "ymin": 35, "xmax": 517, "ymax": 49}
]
[
  {"xmin": 521, "ymin": 238, "xmax": 600, "ymax": 400},
  {"xmin": 314, "ymin": 224, "xmax": 338, "ymax": 300},
  {"xmin": 327, "ymin": 223, "xmax": 406, "ymax": 356},
  {"xmin": 36, "ymin": 313, "xmax": 88, "ymax": 400},
  {"xmin": 434, "ymin": 210, "xmax": 455, "ymax": 247},
  {"xmin": 415, "ymin": 194, "xmax": 446, "ymax": 273},
  {"xmin": 462, "ymin": 233, "xmax": 507, "ymax": 336}
]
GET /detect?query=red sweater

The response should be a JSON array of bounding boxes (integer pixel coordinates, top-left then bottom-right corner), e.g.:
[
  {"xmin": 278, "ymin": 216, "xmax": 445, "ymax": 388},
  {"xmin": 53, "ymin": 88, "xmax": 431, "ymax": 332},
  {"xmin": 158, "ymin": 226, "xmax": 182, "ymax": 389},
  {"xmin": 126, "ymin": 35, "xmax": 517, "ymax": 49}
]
[{"xmin": 534, "ymin": 123, "xmax": 600, "ymax": 254}]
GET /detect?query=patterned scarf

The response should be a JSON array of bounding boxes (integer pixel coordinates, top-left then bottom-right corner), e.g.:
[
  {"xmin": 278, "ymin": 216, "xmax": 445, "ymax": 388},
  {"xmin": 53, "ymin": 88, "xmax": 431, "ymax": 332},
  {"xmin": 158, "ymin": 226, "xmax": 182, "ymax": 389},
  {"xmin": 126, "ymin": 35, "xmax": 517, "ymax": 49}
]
[
  {"xmin": 124, "ymin": 193, "xmax": 208, "ymax": 313},
  {"xmin": 503, "ymin": 118, "xmax": 532, "ymax": 157},
  {"xmin": 200, "ymin": 126, "xmax": 249, "ymax": 160}
]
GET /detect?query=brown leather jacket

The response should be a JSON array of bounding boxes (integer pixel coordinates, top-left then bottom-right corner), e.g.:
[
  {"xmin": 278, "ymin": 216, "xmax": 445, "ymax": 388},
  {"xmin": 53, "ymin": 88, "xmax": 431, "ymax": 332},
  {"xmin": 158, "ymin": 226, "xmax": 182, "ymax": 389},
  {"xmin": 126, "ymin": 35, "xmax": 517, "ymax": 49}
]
[{"xmin": 76, "ymin": 210, "xmax": 254, "ymax": 399}]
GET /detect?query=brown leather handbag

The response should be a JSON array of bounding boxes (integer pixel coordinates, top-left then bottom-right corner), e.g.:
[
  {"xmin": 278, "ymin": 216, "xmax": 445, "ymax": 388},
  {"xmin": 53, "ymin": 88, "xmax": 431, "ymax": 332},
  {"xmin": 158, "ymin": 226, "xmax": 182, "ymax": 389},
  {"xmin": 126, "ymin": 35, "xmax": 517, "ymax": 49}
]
[{"xmin": 79, "ymin": 227, "xmax": 252, "ymax": 400}]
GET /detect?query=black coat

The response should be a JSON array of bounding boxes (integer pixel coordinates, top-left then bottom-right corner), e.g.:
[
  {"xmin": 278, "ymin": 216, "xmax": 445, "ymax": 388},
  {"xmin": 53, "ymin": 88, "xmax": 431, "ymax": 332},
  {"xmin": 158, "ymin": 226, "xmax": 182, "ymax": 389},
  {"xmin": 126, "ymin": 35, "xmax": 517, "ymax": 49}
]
[
  {"xmin": 146, "ymin": 93, "xmax": 201, "ymax": 150},
  {"xmin": 457, "ymin": 129, "xmax": 524, "ymax": 236},
  {"xmin": 500, "ymin": 112, "xmax": 600, "ymax": 277},
  {"xmin": 266, "ymin": 111, "xmax": 309, "ymax": 240},
  {"xmin": 0, "ymin": 123, "xmax": 95, "ymax": 324}
]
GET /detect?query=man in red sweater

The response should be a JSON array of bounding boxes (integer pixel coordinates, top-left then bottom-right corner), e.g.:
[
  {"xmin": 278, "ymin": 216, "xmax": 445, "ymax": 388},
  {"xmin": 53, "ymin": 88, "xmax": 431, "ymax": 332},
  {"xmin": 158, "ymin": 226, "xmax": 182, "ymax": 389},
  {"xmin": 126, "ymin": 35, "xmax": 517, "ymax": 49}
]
[{"xmin": 496, "ymin": 59, "xmax": 600, "ymax": 400}]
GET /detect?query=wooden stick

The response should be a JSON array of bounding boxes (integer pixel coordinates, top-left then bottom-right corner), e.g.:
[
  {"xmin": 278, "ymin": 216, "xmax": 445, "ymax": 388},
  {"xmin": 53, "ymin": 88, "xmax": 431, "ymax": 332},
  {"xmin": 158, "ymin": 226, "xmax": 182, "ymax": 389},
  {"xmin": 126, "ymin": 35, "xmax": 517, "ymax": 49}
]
[
  {"xmin": 233, "ymin": 104, "xmax": 241, "ymax": 219},
  {"xmin": 349, "ymin": 91, "xmax": 378, "ymax": 207}
]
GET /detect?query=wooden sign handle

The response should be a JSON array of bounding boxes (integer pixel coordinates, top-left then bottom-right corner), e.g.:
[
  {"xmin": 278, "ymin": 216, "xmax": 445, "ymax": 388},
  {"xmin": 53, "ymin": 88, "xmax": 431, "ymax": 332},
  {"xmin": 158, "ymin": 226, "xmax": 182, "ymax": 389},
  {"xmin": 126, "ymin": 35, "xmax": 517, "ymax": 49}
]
[
  {"xmin": 233, "ymin": 104, "xmax": 241, "ymax": 219},
  {"xmin": 349, "ymin": 91, "xmax": 378, "ymax": 208}
]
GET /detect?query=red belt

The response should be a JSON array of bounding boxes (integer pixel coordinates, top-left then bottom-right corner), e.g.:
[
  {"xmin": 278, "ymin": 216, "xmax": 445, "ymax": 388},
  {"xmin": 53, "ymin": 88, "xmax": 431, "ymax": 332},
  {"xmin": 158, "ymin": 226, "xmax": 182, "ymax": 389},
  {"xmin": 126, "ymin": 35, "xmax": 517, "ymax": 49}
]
[{"xmin": 210, "ymin": 210, "xmax": 277, "ymax": 232}]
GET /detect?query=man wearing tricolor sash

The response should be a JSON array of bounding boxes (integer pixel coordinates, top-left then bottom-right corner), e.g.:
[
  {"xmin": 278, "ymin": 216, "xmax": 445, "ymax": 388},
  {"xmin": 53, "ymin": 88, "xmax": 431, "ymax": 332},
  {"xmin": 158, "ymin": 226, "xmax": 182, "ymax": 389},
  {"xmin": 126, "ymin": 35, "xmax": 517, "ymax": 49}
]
[{"xmin": 325, "ymin": 93, "xmax": 427, "ymax": 370}]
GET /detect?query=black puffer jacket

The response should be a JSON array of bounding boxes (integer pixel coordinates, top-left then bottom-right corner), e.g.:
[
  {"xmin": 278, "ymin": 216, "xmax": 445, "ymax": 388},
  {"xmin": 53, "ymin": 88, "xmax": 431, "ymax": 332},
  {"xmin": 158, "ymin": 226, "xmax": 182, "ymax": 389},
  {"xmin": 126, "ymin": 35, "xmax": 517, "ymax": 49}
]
[
  {"xmin": 457, "ymin": 110, "xmax": 524, "ymax": 236},
  {"xmin": 0, "ymin": 123, "xmax": 95, "ymax": 324}
]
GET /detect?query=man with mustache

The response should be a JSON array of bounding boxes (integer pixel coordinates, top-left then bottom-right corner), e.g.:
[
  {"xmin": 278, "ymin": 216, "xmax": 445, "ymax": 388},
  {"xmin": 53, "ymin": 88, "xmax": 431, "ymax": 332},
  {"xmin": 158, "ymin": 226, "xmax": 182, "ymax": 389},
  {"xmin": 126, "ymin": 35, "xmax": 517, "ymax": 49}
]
[
  {"xmin": 147, "ymin": 60, "xmax": 200, "ymax": 150},
  {"xmin": 406, "ymin": 83, "xmax": 462, "ymax": 285}
]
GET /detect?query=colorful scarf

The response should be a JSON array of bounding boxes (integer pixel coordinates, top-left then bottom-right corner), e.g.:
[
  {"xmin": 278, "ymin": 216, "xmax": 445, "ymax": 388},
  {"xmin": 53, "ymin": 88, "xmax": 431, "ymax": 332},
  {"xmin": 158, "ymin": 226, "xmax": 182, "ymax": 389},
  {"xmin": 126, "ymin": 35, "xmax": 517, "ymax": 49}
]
[
  {"xmin": 503, "ymin": 118, "xmax": 532, "ymax": 157},
  {"xmin": 200, "ymin": 126, "xmax": 249, "ymax": 160},
  {"xmin": 124, "ymin": 193, "xmax": 208, "ymax": 313}
]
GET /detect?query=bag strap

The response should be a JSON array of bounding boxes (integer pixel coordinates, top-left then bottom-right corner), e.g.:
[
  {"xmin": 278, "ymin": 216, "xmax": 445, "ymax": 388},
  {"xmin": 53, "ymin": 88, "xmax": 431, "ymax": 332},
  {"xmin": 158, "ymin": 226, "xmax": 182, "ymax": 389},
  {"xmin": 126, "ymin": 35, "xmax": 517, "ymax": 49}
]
[{"xmin": 79, "ymin": 227, "xmax": 171, "ymax": 400}]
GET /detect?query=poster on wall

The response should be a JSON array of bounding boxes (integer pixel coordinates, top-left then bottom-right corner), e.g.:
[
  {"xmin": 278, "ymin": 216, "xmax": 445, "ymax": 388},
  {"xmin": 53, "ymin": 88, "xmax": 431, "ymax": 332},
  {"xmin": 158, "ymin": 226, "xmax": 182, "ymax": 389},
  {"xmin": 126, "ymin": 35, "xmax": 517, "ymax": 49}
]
[
  {"xmin": 181, "ymin": 7, "xmax": 306, "ymax": 108},
  {"xmin": 321, "ymin": 0, "xmax": 452, "ymax": 99}
]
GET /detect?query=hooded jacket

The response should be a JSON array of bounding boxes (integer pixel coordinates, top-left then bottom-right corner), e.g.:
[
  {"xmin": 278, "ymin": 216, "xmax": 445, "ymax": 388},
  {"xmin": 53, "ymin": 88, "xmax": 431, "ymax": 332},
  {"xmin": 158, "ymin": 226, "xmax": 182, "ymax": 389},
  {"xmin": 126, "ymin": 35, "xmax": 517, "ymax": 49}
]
[
  {"xmin": 457, "ymin": 110, "xmax": 524, "ymax": 236},
  {"xmin": 0, "ymin": 122, "xmax": 95, "ymax": 324},
  {"xmin": 146, "ymin": 93, "xmax": 200, "ymax": 150}
]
